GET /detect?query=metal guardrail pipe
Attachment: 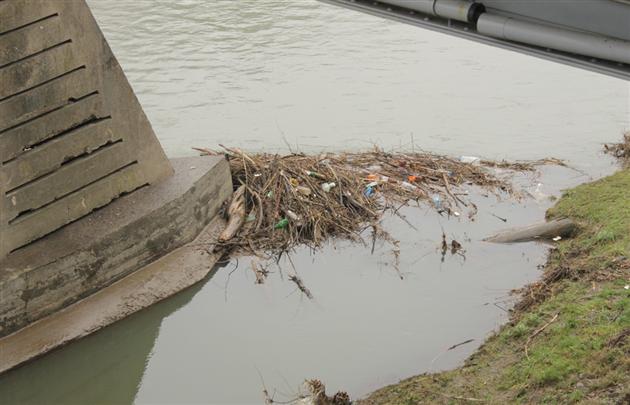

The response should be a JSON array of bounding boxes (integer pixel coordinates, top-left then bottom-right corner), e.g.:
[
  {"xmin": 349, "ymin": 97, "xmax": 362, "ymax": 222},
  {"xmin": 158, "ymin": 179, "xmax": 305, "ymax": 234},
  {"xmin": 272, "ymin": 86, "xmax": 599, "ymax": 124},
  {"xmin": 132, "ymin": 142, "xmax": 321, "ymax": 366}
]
[
  {"xmin": 320, "ymin": 0, "xmax": 630, "ymax": 79},
  {"xmin": 434, "ymin": 0, "xmax": 484, "ymax": 23},
  {"xmin": 476, "ymin": 13, "xmax": 630, "ymax": 65},
  {"xmin": 381, "ymin": 0, "xmax": 484, "ymax": 23},
  {"xmin": 381, "ymin": 0, "xmax": 434, "ymax": 15}
]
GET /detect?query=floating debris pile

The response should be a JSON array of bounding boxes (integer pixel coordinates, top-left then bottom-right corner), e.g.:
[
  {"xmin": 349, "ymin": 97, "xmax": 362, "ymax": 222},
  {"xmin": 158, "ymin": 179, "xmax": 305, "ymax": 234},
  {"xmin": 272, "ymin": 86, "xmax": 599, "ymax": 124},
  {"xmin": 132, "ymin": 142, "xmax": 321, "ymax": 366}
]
[
  {"xmin": 604, "ymin": 132, "xmax": 630, "ymax": 165},
  {"xmin": 194, "ymin": 146, "xmax": 536, "ymax": 259}
]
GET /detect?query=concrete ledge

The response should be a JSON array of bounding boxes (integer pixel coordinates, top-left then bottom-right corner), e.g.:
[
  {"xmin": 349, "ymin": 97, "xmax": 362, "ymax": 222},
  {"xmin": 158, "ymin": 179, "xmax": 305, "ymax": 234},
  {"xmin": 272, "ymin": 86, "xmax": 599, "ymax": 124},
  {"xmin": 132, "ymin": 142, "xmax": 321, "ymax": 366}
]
[
  {"xmin": 0, "ymin": 216, "xmax": 226, "ymax": 374},
  {"xmin": 0, "ymin": 156, "xmax": 232, "ymax": 338}
]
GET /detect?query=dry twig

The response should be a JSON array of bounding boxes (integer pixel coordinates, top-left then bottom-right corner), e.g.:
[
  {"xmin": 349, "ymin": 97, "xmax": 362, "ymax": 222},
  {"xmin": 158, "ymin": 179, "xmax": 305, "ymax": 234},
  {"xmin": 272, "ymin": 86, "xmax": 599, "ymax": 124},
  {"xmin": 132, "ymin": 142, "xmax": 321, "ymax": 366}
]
[
  {"xmin": 525, "ymin": 312, "xmax": 559, "ymax": 358},
  {"xmin": 289, "ymin": 274, "xmax": 313, "ymax": 299}
]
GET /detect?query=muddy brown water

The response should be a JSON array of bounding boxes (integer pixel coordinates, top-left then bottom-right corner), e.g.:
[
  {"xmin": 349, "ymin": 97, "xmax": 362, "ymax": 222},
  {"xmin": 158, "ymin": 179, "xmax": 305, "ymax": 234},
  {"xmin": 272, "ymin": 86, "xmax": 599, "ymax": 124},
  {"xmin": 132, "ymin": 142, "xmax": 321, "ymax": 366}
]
[{"xmin": 1, "ymin": 1, "xmax": 629, "ymax": 404}]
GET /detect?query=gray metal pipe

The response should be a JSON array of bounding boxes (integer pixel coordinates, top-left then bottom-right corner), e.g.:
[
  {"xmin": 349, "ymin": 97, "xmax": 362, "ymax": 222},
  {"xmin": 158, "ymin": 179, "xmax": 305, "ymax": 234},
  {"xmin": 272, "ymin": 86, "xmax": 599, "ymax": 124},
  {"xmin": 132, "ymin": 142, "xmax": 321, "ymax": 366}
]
[
  {"xmin": 380, "ymin": 0, "xmax": 434, "ymax": 15},
  {"xmin": 434, "ymin": 0, "xmax": 477, "ymax": 22},
  {"xmin": 380, "ymin": 0, "xmax": 484, "ymax": 23},
  {"xmin": 477, "ymin": 13, "xmax": 630, "ymax": 65}
]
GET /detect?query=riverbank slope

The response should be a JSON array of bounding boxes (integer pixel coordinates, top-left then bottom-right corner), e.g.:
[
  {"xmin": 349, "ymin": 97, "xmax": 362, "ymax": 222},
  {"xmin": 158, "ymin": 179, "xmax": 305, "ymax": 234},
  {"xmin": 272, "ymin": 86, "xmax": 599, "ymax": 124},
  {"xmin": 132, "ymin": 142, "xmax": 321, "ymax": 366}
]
[{"xmin": 360, "ymin": 168, "xmax": 630, "ymax": 404}]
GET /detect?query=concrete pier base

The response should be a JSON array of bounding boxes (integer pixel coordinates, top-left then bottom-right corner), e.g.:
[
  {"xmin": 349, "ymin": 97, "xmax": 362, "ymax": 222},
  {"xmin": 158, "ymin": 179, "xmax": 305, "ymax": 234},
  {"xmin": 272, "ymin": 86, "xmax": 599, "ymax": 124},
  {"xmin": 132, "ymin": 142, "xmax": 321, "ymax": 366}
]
[
  {"xmin": 0, "ymin": 215, "xmax": 226, "ymax": 374},
  {"xmin": 0, "ymin": 155, "xmax": 232, "ymax": 371}
]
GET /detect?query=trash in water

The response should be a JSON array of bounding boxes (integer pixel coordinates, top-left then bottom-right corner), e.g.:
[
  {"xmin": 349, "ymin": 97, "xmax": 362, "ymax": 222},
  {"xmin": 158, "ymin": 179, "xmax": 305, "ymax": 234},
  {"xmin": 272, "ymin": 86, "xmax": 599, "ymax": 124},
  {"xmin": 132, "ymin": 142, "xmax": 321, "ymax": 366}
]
[
  {"xmin": 274, "ymin": 218, "xmax": 289, "ymax": 229},
  {"xmin": 460, "ymin": 156, "xmax": 480, "ymax": 164},
  {"xmin": 528, "ymin": 183, "xmax": 549, "ymax": 202},
  {"xmin": 400, "ymin": 181, "xmax": 416, "ymax": 191},
  {"xmin": 552, "ymin": 236, "xmax": 562, "ymax": 241},
  {"xmin": 295, "ymin": 186, "xmax": 312, "ymax": 196},
  {"xmin": 432, "ymin": 194, "xmax": 442, "ymax": 210},
  {"xmin": 321, "ymin": 182, "xmax": 336, "ymax": 192},
  {"xmin": 306, "ymin": 170, "xmax": 327, "ymax": 180}
]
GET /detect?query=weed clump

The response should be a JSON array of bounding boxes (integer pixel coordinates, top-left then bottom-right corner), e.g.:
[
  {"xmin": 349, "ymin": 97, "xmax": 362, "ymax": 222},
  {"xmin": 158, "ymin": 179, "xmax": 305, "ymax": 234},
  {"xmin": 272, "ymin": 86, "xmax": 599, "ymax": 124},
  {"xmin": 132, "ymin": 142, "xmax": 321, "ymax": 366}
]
[{"xmin": 604, "ymin": 132, "xmax": 630, "ymax": 165}]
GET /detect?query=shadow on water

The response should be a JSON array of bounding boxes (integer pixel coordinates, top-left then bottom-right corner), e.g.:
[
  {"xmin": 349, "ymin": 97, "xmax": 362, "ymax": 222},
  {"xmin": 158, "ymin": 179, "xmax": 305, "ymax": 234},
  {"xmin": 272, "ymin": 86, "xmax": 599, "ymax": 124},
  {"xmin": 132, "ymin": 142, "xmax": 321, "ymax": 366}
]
[{"xmin": 0, "ymin": 264, "xmax": 225, "ymax": 405}]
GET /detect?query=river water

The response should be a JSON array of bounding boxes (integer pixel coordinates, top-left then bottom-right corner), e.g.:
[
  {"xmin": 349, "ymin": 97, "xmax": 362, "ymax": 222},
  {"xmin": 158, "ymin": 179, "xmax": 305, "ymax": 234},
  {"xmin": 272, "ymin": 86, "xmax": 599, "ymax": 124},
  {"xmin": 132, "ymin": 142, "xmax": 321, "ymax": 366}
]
[{"xmin": 1, "ymin": 1, "xmax": 628, "ymax": 404}]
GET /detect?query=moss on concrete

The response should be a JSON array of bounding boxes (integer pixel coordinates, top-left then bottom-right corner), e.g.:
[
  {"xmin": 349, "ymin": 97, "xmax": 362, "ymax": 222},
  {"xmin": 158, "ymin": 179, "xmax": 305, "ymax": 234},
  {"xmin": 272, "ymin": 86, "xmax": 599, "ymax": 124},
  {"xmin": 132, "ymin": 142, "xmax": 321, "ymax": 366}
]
[{"xmin": 359, "ymin": 169, "xmax": 630, "ymax": 404}]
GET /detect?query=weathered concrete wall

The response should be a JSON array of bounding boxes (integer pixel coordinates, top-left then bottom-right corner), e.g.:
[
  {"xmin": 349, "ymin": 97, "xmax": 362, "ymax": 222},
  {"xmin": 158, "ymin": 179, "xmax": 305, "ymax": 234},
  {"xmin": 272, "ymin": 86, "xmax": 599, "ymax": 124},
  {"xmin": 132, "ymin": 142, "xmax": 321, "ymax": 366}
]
[
  {"xmin": 0, "ymin": 214, "xmax": 228, "ymax": 374},
  {"xmin": 0, "ymin": 157, "xmax": 232, "ymax": 338},
  {"xmin": 0, "ymin": 0, "xmax": 173, "ymax": 259}
]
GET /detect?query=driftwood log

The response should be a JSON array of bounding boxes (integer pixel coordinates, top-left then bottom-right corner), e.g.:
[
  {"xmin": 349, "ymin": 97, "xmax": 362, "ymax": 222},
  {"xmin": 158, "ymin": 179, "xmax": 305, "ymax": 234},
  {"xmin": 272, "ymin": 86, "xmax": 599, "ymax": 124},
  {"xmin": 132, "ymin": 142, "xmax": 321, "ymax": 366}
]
[
  {"xmin": 484, "ymin": 218, "xmax": 576, "ymax": 243},
  {"xmin": 219, "ymin": 185, "xmax": 246, "ymax": 242}
]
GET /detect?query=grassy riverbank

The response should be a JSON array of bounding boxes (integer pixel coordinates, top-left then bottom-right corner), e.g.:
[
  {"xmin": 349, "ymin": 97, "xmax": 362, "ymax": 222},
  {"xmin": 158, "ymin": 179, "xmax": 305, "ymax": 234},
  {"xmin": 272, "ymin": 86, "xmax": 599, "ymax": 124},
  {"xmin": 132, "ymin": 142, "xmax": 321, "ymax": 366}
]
[{"xmin": 359, "ymin": 169, "xmax": 630, "ymax": 404}]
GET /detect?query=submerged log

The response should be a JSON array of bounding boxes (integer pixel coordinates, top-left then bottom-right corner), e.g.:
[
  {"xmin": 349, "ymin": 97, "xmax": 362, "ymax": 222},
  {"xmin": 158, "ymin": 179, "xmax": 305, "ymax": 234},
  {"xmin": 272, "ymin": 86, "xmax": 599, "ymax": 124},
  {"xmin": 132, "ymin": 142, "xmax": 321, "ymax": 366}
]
[{"xmin": 484, "ymin": 218, "xmax": 576, "ymax": 243}]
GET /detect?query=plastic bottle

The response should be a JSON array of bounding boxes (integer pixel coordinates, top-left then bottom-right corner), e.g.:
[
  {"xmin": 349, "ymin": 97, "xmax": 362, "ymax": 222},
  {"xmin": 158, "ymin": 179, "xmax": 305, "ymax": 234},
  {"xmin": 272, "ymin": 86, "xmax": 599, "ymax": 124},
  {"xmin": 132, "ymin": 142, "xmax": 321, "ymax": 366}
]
[
  {"xmin": 306, "ymin": 170, "xmax": 326, "ymax": 180},
  {"xmin": 321, "ymin": 182, "xmax": 336, "ymax": 192},
  {"xmin": 431, "ymin": 194, "xmax": 442, "ymax": 210}
]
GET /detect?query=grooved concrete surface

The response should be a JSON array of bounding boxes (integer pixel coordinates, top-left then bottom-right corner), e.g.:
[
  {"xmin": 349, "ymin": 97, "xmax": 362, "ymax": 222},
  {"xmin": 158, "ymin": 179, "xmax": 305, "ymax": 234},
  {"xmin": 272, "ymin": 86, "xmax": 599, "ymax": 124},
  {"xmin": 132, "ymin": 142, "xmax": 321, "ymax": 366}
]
[
  {"xmin": 0, "ymin": 156, "xmax": 232, "ymax": 339},
  {"xmin": 0, "ymin": 0, "xmax": 173, "ymax": 259}
]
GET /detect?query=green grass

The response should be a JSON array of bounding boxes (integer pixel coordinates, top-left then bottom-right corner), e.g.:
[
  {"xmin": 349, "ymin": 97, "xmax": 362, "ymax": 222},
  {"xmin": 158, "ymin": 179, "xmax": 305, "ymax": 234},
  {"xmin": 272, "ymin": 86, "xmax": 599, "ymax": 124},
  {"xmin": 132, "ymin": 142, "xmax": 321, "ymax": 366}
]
[
  {"xmin": 359, "ymin": 169, "xmax": 630, "ymax": 404},
  {"xmin": 548, "ymin": 169, "xmax": 630, "ymax": 272}
]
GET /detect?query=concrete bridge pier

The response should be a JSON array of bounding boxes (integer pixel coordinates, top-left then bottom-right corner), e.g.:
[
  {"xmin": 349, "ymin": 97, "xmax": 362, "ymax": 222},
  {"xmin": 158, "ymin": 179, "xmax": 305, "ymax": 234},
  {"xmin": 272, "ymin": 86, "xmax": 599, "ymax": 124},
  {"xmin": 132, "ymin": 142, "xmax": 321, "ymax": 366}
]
[{"xmin": 0, "ymin": 0, "xmax": 232, "ymax": 372}]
